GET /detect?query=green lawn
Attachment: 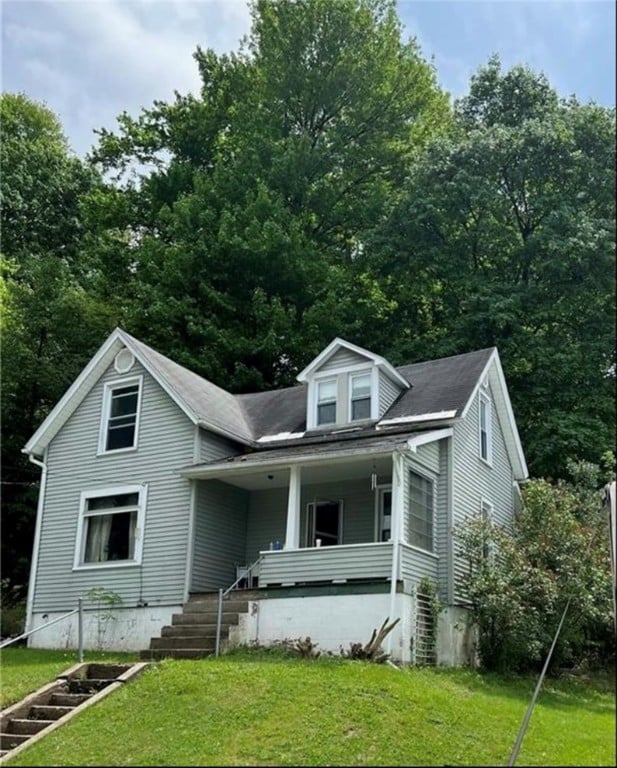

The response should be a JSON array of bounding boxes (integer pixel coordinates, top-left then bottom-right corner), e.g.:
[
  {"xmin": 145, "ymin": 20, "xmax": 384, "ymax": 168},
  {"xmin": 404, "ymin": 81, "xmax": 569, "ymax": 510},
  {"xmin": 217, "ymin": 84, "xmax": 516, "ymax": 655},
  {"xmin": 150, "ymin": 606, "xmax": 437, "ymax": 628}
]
[{"xmin": 1, "ymin": 648, "xmax": 615, "ymax": 766}]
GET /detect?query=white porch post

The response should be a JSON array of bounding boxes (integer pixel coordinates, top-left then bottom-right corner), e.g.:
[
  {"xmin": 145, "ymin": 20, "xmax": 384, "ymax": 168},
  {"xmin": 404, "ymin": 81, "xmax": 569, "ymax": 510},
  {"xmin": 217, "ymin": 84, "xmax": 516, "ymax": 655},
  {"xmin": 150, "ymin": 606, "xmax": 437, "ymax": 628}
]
[
  {"xmin": 284, "ymin": 465, "xmax": 302, "ymax": 549},
  {"xmin": 387, "ymin": 450, "xmax": 404, "ymax": 654}
]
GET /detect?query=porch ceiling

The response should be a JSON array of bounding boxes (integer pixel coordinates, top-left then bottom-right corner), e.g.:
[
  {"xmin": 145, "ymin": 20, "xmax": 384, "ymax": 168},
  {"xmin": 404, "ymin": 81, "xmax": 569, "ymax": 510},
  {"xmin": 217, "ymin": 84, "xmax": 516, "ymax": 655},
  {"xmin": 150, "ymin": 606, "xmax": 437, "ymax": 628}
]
[{"xmin": 193, "ymin": 454, "xmax": 394, "ymax": 491}]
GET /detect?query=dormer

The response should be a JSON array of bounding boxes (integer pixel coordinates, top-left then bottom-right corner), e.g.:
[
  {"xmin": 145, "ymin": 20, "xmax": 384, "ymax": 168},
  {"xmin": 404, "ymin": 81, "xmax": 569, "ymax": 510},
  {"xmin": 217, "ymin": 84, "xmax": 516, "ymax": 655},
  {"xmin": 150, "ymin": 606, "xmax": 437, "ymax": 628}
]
[{"xmin": 297, "ymin": 338, "xmax": 410, "ymax": 431}]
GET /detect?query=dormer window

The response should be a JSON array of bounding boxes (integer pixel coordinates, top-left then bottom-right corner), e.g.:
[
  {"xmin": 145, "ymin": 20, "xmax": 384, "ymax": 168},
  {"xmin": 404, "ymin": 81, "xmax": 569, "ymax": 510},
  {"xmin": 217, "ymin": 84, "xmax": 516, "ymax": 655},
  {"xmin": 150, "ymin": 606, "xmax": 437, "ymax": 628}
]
[
  {"xmin": 99, "ymin": 376, "xmax": 143, "ymax": 454},
  {"xmin": 316, "ymin": 379, "xmax": 337, "ymax": 426},
  {"xmin": 349, "ymin": 372, "xmax": 372, "ymax": 421},
  {"xmin": 298, "ymin": 337, "xmax": 410, "ymax": 431}
]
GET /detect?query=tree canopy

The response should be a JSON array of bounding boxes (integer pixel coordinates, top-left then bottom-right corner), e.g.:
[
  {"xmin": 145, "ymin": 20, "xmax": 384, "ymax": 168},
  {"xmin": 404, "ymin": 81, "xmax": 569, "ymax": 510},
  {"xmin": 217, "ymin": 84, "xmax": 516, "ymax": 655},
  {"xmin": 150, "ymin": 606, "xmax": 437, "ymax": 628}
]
[{"xmin": 366, "ymin": 56, "xmax": 616, "ymax": 477}]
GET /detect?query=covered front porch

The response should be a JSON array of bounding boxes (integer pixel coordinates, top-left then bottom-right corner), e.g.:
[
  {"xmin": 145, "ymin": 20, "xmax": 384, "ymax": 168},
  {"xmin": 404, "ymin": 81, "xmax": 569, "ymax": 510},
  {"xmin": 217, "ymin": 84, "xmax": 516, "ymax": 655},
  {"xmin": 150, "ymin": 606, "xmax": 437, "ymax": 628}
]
[{"xmin": 183, "ymin": 432, "xmax": 446, "ymax": 596}]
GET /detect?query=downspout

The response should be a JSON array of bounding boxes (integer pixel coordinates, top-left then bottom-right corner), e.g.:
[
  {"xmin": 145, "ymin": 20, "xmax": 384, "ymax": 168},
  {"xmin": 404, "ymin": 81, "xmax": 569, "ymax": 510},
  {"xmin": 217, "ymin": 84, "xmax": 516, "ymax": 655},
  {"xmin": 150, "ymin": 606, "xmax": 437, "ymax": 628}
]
[
  {"xmin": 386, "ymin": 450, "xmax": 403, "ymax": 655},
  {"xmin": 25, "ymin": 449, "xmax": 48, "ymax": 635}
]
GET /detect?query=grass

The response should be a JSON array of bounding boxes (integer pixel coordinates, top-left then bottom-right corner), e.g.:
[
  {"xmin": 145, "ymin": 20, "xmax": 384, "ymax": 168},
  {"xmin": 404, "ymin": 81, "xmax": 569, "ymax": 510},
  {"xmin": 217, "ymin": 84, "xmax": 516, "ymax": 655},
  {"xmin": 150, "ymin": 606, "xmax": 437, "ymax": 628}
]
[{"xmin": 1, "ymin": 648, "xmax": 615, "ymax": 766}]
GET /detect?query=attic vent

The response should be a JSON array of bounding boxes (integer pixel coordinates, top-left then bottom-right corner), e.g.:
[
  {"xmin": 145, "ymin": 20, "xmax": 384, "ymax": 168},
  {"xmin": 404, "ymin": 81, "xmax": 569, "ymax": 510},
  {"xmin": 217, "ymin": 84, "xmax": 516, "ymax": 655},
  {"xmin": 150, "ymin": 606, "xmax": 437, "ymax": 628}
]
[{"xmin": 114, "ymin": 348, "xmax": 135, "ymax": 374}]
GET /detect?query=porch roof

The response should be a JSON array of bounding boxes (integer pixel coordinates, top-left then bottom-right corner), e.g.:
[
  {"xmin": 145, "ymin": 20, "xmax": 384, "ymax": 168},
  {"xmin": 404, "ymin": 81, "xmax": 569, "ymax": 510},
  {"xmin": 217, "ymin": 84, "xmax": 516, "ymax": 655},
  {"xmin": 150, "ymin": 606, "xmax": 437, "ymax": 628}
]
[{"xmin": 180, "ymin": 432, "xmax": 415, "ymax": 479}]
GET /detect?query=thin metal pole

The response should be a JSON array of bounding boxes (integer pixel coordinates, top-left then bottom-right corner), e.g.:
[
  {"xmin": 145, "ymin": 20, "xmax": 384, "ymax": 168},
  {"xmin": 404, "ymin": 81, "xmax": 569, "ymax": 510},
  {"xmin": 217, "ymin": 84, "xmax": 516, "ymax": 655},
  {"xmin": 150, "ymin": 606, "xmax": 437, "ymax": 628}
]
[
  {"xmin": 215, "ymin": 588, "xmax": 223, "ymax": 657},
  {"xmin": 78, "ymin": 597, "xmax": 84, "ymax": 662},
  {"xmin": 507, "ymin": 597, "xmax": 572, "ymax": 767}
]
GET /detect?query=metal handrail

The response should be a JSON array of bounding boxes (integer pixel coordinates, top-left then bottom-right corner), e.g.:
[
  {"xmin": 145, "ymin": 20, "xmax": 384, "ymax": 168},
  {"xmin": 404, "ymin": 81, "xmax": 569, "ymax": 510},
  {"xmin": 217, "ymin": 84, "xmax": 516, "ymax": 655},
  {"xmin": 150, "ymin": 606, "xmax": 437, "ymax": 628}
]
[
  {"xmin": 215, "ymin": 556, "xmax": 262, "ymax": 657},
  {"xmin": 0, "ymin": 598, "xmax": 85, "ymax": 662}
]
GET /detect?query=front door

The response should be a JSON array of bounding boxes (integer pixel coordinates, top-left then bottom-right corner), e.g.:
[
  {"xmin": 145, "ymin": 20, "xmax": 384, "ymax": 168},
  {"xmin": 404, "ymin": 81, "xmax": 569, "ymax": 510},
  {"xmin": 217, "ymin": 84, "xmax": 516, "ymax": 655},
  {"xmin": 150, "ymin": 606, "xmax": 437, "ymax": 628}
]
[{"xmin": 307, "ymin": 500, "xmax": 342, "ymax": 547}]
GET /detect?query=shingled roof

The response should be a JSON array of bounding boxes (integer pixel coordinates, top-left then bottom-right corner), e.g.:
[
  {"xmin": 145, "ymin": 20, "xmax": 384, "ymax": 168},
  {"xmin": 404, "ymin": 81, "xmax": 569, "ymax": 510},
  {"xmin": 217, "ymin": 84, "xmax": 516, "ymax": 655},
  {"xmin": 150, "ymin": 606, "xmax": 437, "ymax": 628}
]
[
  {"xmin": 237, "ymin": 346, "xmax": 494, "ymax": 444},
  {"xmin": 26, "ymin": 328, "xmax": 524, "ymax": 474}
]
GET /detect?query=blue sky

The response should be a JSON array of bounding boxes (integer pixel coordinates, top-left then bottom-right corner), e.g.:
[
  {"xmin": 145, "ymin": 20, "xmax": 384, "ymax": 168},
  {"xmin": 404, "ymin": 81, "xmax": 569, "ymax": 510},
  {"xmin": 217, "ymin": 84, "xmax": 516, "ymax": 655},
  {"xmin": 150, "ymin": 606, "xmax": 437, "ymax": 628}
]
[{"xmin": 2, "ymin": 0, "xmax": 615, "ymax": 157}]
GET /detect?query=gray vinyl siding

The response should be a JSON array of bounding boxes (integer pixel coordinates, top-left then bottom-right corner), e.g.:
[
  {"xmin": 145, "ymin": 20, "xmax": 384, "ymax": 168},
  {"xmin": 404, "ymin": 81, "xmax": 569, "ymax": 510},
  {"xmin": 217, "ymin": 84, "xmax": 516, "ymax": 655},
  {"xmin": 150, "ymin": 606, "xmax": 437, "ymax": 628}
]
[
  {"xmin": 399, "ymin": 543, "xmax": 439, "ymax": 583},
  {"xmin": 35, "ymin": 360, "xmax": 194, "ymax": 612},
  {"xmin": 244, "ymin": 477, "xmax": 384, "ymax": 562},
  {"xmin": 191, "ymin": 480, "xmax": 248, "ymax": 591},
  {"xmin": 378, "ymin": 371, "xmax": 402, "ymax": 417},
  {"xmin": 198, "ymin": 429, "xmax": 241, "ymax": 463},
  {"xmin": 452, "ymin": 382, "xmax": 515, "ymax": 602},
  {"xmin": 245, "ymin": 487, "xmax": 288, "ymax": 562},
  {"xmin": 300, "ymin": 479, "xmax": 379, "ymax": 546},
  {"xmin": 259, "ymin": 543, "xmax": 393, "ymax": 586},
  {"xmin": 318, "ymin": 348, "xmax": 368, "ymax": 372}
]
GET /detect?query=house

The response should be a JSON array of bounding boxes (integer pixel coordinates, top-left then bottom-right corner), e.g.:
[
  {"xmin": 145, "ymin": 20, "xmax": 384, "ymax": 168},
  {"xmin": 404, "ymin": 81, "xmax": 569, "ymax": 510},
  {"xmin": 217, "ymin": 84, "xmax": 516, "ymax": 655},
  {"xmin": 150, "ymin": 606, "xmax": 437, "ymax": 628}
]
[{"xmin": 22, "ymin": 329, "xmax": 528, "ymax": 665}]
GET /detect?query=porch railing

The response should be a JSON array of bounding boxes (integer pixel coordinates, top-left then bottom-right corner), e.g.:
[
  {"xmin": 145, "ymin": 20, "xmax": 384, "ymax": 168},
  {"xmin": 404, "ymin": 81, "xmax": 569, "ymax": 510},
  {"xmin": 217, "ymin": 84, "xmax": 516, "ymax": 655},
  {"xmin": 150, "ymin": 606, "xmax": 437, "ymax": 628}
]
[
  {"xmin": 258, "ymin": 541, "xmax": 394, "ymax": 587},
  {"xmin": 215, "ymin": 556, "xmax": 262, "ymax": 657}
]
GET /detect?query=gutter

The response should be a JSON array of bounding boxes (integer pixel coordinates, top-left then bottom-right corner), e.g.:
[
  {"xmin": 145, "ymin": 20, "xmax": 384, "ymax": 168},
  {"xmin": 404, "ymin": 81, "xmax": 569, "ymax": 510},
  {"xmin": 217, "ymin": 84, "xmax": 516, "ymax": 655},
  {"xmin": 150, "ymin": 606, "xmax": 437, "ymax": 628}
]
[{"xmin": 24, "ymin": 450, "xmax": 48, "ymax": 635}]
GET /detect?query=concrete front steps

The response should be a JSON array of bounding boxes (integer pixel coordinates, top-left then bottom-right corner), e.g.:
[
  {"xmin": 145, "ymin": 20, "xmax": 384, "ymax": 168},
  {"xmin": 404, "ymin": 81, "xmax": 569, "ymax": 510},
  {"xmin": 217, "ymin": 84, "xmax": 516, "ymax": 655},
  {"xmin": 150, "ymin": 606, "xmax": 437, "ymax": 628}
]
[
  {"xmin": 0, "ymin": 661, "xmax": 149, "ymax": 763},
  {"xmin": 139, "ymin": 592, "xmax": 255, "ymax": 661}
]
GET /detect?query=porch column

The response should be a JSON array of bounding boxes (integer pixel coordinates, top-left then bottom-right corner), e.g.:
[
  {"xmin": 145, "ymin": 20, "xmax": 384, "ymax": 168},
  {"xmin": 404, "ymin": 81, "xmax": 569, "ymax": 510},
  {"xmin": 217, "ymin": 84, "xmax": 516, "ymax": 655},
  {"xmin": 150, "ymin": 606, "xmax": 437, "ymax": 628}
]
[
  {"xmin": 284, "ymin": 465, "xmax": 302, "ymax": 549},
  {"xmin": 387, "ymin": 450, "xmax": 404, "ymax": 654}
]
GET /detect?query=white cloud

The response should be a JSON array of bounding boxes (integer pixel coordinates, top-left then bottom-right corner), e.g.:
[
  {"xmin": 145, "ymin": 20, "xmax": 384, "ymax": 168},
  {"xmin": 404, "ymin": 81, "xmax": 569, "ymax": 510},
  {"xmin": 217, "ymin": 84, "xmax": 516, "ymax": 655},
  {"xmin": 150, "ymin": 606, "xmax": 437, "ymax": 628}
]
[{"xmin": 2, "ymin": 0, "xmax": 251, "ymax": 155}]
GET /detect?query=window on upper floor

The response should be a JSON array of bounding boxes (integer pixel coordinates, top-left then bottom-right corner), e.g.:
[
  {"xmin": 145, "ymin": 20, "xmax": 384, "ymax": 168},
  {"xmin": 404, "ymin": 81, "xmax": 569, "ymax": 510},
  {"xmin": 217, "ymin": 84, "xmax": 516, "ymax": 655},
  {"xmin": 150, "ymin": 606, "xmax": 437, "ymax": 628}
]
[
  {"xmin": 408, "ymin": 470, "xmax": 433, "ymax": 552},
  {"xmin": 479, "ymin": 391, "xmax": 492, "ymax": 465},
  {"xmin": 99, "ymin": 377, "xmax": 142, "ymax": 454},
  {"xmin": 349, "ymin": 372, "xmax": 372, "ymax": 421},
  {"xmin": 316, "ymin": 379, "xmax": 337, "ymax": 426},
  {"xmin": 74, "ymin": 485, "xmax": 147, "ymax": 569}
]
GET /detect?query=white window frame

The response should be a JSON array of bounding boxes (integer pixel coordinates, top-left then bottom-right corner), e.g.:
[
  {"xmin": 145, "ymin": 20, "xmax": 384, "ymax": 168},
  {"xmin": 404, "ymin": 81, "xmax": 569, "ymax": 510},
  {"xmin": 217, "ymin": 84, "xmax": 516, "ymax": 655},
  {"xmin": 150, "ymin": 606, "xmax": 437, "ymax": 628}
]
[
  {"xmin": 305, "ymin": 499, "xmax": 344, "ymax": 547},
  {"xmin": 348, "ymin": 370, "xmax": 374, "ymax": 423},
  {"xmin": 478, "ymin": 391, "xmax": 493, "ymax": 466},
  {"xmin": 73, "ymin": 483, "xmax": 147, "ymax": 570},
  {"xmin": 98, "ymin": 375, "xmax": 143, "ymax": 455},
  {"xmin": 315, "ymin": 377, "xmax": 338, "ymax": 427},
  {"xmin": 407, "ymin": 468, "xmax": 434, "ymax": 553},
  {"xmin": 480, "ymin": 498, "xmax": 494, "ymax": 561}
]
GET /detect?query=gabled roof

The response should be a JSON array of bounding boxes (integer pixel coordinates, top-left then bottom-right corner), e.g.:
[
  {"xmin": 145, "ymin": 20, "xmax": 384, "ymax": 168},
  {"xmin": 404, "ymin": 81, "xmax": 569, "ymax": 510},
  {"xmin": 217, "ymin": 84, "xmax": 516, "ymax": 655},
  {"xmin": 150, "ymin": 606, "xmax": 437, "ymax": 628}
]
[
  {"xmin": 296, "ymin": 337, "xmax": 409, "ymax": 389},
  {"xmin": 23, "ymin": 328, "xmax": 253, "ymax": 457},
  {"xmin": 23, "ymin": 330, "xmax": 527, "ymax": 480}
]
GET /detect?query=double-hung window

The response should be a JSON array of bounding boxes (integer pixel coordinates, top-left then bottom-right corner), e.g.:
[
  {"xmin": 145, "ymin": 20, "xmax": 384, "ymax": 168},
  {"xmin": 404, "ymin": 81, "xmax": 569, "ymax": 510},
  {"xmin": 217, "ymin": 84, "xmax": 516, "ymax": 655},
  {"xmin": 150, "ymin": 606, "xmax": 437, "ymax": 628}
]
[
  {"xmin": 479, "ymin": 392, "xmax": 492, "ymax": 464},
  {"xmin": 100, "ymin": 377, "xmax": 142, "ymax": 453},
  {"xmin": 316, "ymin": 379, "xmax": 337, "ymax": 426},
  {"xmin": 480, "ymin": 499, "xmax": 494, "ymax": 561},
  {"xmin": 349, "ymin": 372, "xmax": 372, "ymax": 421},
  {"xmin": 408, "ymin": 470, "xmax": 433, "ymax": 552},
  {"xmin": 74, "ymin": 485, "xmax": 147, "ymax": 569}
]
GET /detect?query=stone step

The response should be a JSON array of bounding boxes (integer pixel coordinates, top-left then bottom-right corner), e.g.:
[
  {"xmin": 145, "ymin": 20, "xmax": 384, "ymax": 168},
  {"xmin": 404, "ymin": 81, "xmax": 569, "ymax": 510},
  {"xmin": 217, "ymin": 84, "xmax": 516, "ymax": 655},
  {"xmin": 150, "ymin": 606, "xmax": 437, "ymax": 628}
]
[
  {"xmin": 139, "ymin": 648, "xmax": 215, "ymax": 661},
  {"xmin": 150, "ymin": 636, "xmax": 217, "ymax": 650},
  {"xmin": 84, "ymin": 663, "xmax": 133, "ymax": 680},
  {"xmin": 66, "ymin": 679, "xmax": 112, "ymax": 695},
  {"xmin": 50, "ymin": 692, "xmax": 90, "ymax": 707},
  {"xmin": 188, "ymin": 589, "xmax": 261, "ymax": 601},
  {"xmin": 0, "ymin": 732, "xmax": 31, "ymax": 750},
  {"xmin": 28, "ymin": 705, "xmax": 74, "ymax": 721},
  {"xmin": 182, "ymin": 599, "xmax": 249, "ymax": 613},
  {"xmin": 171, "ymin": 612, "xmax": 240, "ymax": 626},
  {"xmin": 162, "ymin": 624, "xmax": 228, "ymax": 637},
  {"xmin": 6, "ymin": 718, "xmax": 55, "ymax": 735}
]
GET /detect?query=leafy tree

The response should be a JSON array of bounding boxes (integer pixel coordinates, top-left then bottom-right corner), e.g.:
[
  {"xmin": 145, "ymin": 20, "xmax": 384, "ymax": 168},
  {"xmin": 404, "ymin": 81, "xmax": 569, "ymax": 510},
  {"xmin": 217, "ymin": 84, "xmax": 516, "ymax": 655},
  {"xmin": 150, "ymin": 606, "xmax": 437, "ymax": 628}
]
[
  {"xmin": 369, "ymin": 57, "xmax": 616, "ymax": 477},
  {"xmin": 455, "ymin": 458, "xmax": 614, "ymax": 673},
  {"xmin": 90, "ymin": 0, "xmax": 449, "ymax": 390},
  {"xmin": 1, "ymin": 94, "xmax": 115, "ymax": 592}
]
